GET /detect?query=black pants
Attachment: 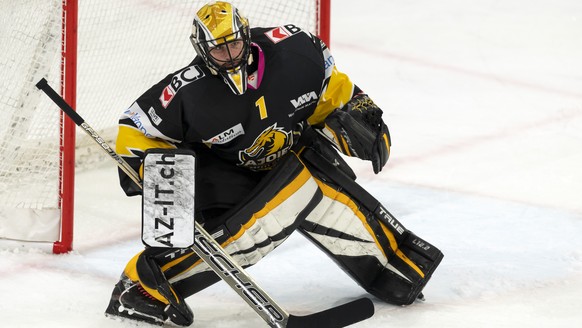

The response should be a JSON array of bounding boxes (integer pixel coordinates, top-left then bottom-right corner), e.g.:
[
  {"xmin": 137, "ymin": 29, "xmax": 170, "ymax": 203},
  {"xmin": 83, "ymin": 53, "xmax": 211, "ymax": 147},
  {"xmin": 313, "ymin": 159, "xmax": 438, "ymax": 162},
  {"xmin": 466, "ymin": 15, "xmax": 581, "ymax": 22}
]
[{"xmin": 193, "ymin": 144, "xmax": 267, "ymax": 230}]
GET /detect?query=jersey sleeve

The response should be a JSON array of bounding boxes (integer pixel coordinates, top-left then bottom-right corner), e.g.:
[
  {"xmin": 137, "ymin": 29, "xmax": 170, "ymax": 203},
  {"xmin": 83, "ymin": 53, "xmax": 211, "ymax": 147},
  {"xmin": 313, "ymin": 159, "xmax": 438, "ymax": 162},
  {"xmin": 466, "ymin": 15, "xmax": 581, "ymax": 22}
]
[
  {"xmin": 306, "ymin": 38, "xmax": 363, "ymax": 126},
  {"xmin": 115, "ymin": 76, "xmax": 183, "ymax": 196}
]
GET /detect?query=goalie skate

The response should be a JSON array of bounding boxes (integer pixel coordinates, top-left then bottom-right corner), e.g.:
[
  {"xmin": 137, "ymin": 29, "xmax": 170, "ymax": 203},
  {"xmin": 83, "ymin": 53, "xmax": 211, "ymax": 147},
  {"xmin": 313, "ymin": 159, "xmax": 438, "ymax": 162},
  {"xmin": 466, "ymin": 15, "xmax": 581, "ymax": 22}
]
[{"xmin": 104, "ymin": 275, "xmax": 168, "ymax": 326}]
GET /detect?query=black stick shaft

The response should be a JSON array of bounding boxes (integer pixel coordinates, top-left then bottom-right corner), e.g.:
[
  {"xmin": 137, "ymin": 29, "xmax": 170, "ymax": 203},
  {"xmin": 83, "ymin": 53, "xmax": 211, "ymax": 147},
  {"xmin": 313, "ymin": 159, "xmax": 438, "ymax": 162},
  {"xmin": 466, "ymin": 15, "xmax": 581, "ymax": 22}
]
[
  {"xmin": 35, "ymin": 78, "xmax": 142, "ymax": 187},
  {"xmin": 36, "ymin": 78, "xmax": 84, "ymax": 125}
]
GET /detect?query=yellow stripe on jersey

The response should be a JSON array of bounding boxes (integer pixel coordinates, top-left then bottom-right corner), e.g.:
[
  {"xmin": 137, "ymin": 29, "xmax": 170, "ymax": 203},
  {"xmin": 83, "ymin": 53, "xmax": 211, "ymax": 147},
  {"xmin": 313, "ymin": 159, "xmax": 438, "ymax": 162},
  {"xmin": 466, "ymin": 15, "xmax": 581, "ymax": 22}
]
[
  {"xmin": 314, "ymin": 178, "xmax": 425, "ymax": 278},
  {"xmin": 116, "ymin": 125, "xmax": 176, "ymax": 157},
  {"xmin": 308, "ymin": 66, "xmax": 356, "ymax": 126}
]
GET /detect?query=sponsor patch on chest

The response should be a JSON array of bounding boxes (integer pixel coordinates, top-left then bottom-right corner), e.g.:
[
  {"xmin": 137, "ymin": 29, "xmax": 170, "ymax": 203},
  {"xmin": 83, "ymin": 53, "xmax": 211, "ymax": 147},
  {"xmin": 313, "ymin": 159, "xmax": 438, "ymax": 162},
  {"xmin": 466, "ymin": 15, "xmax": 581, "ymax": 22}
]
[{"xmin": 203, "ymin": 123, "xmax": 245, "ymax": 145}]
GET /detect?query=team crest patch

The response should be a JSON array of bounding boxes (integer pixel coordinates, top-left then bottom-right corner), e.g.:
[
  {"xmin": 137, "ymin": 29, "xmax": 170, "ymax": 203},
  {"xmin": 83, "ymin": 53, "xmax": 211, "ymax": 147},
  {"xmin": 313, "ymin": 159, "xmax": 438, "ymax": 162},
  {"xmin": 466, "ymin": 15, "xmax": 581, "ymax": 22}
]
[{"xmin": 239, "ymin": 123, "xmax": 293, "ymax": 170}]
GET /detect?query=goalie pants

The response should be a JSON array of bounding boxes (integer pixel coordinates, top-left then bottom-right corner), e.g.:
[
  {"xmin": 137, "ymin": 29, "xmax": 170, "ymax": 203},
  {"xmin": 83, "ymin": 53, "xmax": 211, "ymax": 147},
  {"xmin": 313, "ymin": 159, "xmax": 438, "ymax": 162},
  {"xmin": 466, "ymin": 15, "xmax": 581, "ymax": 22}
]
[{"xmin": 123, "ymin": 138, "xmax": 443, "ymax": 306}]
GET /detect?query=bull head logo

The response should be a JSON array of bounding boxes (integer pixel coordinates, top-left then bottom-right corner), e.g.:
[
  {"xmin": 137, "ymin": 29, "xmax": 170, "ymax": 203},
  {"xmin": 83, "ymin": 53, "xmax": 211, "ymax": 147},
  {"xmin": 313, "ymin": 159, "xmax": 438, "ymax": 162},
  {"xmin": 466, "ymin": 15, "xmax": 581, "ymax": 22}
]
[{"xmin": 239, "ymin": 124, "xmax": 292, "ymax": 170}]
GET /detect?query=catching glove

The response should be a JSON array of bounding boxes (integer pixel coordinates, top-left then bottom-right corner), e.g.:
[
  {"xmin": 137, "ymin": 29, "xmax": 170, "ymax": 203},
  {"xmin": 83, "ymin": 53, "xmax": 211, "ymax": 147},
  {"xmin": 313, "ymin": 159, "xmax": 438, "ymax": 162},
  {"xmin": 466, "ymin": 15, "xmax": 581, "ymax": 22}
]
[{"xmin": 320, "ymin": 94, "xmax": 391, "ymax": 173}]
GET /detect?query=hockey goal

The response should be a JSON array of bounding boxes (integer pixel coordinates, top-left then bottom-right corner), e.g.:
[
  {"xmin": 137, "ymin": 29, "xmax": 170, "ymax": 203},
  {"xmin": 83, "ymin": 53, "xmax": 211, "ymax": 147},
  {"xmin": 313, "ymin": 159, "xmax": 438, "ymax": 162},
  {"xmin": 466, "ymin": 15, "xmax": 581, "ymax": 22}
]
[{"xmin": 0, "ymin": 0, "xmax": 330, "ymax": 253}]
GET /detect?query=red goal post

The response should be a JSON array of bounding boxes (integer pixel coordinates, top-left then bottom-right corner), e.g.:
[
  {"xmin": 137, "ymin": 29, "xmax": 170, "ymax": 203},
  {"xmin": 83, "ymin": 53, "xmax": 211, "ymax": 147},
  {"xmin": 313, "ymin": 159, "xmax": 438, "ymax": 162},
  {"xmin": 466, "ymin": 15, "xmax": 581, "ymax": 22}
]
[{"xmin": 0, "ymin": 0, "xmax": 330, "ymax": 253}]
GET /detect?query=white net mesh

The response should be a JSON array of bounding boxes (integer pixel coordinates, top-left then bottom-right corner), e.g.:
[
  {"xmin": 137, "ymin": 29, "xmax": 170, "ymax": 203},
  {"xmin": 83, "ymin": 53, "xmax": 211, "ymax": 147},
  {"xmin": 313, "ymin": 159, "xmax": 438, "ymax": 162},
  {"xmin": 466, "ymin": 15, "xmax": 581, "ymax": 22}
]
[
  {"xmin": 0, "ymin": 0, "xmax": 321, "ymax": 243},
  {"xmin": 0, "ymin": 0, "xmax": 62, "ymax": 242}
]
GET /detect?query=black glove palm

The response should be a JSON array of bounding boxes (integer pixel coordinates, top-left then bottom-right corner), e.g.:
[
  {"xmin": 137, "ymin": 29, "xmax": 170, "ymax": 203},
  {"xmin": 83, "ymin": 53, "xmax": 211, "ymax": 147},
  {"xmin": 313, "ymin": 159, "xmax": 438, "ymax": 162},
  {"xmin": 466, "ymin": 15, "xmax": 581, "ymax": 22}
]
[{"xmin": 322, "ymin": 94, "xmax": 391, "ymax": 174}]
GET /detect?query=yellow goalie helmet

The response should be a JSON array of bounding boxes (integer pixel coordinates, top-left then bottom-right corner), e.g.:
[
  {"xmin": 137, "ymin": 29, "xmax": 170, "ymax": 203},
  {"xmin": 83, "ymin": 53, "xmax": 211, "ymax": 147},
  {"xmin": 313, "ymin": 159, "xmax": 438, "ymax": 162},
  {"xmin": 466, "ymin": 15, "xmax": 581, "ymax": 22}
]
[{"xmin": 190, "ymin": 1, "xmax": 251, "ymax": 95}]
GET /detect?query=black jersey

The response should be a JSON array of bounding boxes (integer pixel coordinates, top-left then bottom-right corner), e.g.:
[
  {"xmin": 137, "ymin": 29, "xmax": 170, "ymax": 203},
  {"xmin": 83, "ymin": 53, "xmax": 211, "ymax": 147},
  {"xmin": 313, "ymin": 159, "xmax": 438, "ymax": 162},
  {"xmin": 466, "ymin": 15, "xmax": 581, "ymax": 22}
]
[{"xmin": 116, "ymin": 25, "xmax": 360, "ymax": 196}]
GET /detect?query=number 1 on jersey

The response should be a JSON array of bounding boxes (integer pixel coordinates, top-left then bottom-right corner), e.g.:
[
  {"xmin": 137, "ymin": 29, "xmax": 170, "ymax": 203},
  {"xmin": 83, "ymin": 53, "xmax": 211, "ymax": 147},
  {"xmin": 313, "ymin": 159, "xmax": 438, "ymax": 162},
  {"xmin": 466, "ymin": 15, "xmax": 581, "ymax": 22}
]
[{"xmin": 255, "ymin": 96, "xmax": 268, "ymax": 120}]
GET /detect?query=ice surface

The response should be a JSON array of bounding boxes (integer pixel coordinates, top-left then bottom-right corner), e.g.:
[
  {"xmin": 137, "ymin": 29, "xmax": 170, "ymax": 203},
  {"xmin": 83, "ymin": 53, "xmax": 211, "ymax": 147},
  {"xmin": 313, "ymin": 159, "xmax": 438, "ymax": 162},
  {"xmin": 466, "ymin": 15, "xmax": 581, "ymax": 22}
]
[{"xmin": 1, "ymin": 0, "xmax": 582, "ymax": 327}]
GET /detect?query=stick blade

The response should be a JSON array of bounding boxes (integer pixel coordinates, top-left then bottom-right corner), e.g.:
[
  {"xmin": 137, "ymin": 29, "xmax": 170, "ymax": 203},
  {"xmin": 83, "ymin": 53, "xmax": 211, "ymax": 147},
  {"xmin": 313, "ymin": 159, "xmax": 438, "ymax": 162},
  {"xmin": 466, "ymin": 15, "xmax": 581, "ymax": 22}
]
[{"xmin": 286, "ymin": 297, "xmax": 374, "ymax": 328}]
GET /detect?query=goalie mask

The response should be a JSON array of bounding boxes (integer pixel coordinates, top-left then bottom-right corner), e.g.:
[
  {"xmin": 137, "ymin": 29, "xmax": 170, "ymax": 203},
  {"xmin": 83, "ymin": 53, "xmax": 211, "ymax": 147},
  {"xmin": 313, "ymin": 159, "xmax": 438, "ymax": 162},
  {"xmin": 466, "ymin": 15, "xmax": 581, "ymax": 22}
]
[{"xmin": 191, "ymin": 1, "xmax": 251, "ymax": 95}]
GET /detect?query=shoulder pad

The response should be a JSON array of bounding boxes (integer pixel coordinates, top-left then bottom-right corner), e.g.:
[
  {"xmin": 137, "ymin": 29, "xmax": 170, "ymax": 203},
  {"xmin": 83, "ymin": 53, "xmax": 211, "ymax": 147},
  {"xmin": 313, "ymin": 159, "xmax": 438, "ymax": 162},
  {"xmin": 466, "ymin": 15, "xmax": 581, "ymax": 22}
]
[{"xmin": 159, "ymin": 65, "xmax": 206, "ymax": 108}]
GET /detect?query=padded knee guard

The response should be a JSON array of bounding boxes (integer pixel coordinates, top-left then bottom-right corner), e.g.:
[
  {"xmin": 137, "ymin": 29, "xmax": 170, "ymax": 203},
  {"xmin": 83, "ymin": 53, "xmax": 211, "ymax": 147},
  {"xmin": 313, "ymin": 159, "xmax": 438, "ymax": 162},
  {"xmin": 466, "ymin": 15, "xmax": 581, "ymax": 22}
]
[{"xmin": 299, "ymin": 139, "xmax": 443, "ymax": 305}]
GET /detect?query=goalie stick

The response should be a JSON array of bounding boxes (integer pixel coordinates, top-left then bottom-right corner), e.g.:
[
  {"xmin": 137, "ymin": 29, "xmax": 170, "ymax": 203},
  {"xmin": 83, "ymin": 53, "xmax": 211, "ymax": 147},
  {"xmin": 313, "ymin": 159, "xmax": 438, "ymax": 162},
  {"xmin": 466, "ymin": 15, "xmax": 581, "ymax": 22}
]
[{"xmin": 36, "ymin": 78, "xmax": 375, "ymax": 327}]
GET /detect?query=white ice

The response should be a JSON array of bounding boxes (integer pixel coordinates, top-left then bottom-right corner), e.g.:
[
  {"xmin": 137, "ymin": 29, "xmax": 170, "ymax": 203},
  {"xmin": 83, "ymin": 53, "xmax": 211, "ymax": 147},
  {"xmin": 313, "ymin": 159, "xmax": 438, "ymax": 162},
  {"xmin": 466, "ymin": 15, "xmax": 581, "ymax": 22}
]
[{"xmin": 2, "ymin": 0, "xmax": 582, "ymax": 327}]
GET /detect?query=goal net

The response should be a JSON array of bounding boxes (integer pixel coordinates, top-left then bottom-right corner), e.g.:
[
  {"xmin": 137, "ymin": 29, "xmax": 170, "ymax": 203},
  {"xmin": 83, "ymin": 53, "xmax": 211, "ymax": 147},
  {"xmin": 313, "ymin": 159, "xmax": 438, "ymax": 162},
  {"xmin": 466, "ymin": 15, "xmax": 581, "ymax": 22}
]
[{"xmin": 0, "ymin": 0, "xmax": 329, "ymax": 253}]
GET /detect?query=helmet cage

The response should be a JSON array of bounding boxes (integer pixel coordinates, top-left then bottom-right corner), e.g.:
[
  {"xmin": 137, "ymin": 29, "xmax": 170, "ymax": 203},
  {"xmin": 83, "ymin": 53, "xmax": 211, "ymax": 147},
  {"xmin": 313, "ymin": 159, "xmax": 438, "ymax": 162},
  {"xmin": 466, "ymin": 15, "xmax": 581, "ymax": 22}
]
[
  {"xmin": 191, "ymin": 29, "xmax": 250, "ymax": 74},
  {"xmin": 190, "ymin": 4, "xmax": 251, "ymax": 95}
]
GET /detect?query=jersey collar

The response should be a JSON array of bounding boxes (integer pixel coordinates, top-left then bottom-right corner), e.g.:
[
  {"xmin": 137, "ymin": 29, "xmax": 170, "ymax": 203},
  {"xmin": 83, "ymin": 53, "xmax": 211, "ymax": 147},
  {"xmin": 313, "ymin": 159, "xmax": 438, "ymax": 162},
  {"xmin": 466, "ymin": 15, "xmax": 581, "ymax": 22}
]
[{"xmin": 247, "ymin": 42, "xmax": 264, "ymax": 90}]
